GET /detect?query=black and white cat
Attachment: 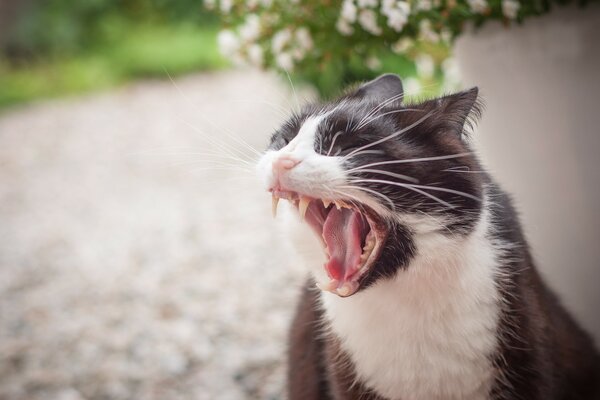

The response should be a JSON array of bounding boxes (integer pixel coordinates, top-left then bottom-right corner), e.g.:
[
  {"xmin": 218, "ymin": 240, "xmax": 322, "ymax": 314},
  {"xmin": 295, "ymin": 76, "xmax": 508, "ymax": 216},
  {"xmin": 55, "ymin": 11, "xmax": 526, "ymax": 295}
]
[{"xmin": 256, "ymin": 74, "xmax": 600, "ymax": 400}]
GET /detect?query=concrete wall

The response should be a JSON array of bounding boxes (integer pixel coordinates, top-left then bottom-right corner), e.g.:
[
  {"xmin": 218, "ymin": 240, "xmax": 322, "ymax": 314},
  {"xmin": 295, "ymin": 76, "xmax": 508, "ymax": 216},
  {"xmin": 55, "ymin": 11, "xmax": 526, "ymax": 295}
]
[{"xmin": 455, "ymin": 4, "xmax": 600, "ymax": 341}]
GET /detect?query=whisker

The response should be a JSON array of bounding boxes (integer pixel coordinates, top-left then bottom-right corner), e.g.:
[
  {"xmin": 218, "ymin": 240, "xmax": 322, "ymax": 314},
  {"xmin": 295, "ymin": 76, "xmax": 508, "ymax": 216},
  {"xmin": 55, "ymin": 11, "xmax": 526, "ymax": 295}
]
[
  {"xmin": 345, "ymin": 111, "xmax": 435, "ymax": 159},
  {"xmin": 284, "ymin": 69, "xmax": 301, "ymax": 113},
  {"xmin": 408, "ymin": 184, "xmax": 481, "ymax": 202},
  {"xmin": 356, "ymin": 92, "xmax": 406, "ymax": 128},
  {"xmin": 346, "ymin": 152, "xmax": 472, "ymax": 173},
  {"xmin": 349, "ymin": 169, "xmax": 419, "ymax": 184},
  {"xmin": 348, "ymin": 179, "xmax": 455, "ymax": 209},
  {"xmin": 342, "ymin": 150, "xmax": 385, "ymax": 159},
  {"xmin": 177, "ymin": 116, "xmax": 259, "ymax": 163},
  {"xmin": 164, "ymin": 70, "xmax": 262, "ymax": 159},
  {"xmin": 338, "ymin": 185, "xmax": 397, "ymax": 211},
  {"xmin": 326, "ymin": 131, "xmax": 344, "ymax": 156},
  {"xmin": 355, "ymin": 108, "xmax": 421, "ymax": 131},
  {"xmin": 443, "ymin": 167, "xmax": 487, "ymax": 174}
]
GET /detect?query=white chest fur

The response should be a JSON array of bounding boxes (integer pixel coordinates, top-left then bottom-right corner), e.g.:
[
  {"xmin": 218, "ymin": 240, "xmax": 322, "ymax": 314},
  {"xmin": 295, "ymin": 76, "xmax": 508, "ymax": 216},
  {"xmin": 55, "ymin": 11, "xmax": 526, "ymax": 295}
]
[{"xmin": 321, "ymin": 213, "xmax": 501, "ymax": 400}]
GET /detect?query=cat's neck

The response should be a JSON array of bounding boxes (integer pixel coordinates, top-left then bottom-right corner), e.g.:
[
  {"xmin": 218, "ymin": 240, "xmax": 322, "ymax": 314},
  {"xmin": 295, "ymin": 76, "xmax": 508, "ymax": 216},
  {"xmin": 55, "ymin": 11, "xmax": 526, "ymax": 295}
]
[{"xmin": 320, "ymin": 207, "xmax": 502, "ymax": 400}]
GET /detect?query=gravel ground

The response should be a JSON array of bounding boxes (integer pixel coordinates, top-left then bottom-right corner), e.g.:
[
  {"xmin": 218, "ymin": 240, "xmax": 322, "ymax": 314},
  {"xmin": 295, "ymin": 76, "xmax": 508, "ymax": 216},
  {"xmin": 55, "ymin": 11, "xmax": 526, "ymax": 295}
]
[{"xmin": 0, "ymin": 70, "xmax": 310, "ymax": 400}]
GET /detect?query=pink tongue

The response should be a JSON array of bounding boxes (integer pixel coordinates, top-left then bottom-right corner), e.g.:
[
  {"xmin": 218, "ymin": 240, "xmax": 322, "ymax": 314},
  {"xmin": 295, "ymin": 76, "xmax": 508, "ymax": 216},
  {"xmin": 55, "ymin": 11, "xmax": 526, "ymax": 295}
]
[{"xmin": 322, "ymin": 208, "xmax": 366, "ymax": 282}]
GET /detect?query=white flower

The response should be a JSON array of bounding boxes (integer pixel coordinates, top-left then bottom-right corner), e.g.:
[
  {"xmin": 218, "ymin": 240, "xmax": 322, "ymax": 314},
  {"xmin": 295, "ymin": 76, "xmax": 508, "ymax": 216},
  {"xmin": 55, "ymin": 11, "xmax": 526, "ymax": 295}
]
[
  {"xmin": 415, "ymin": 54, "xmax": 435, "ymax": 79},
  {"xmin": 381, "ymin": 1, "xmax": 410, "ymax": 31},
  {"xmin": 358, "ymin": 0, "xmax": 378, "ymax": 7},
  {"xmin": 217, "ymin": 30, "xmax": 240, "ymax": 57},
  {"xmin": 386, "ymin": 8, "xmax": 409, "ymax": 32},
  {"xmin": 358, "ymin": 9, "xmax": 382, "ymax": 35},
  {"xmin": 502, "ymin": 0, "xmax": 520, "ymax": 19},
  {"xmin": 275, "ymin": 52, "xmax": 294, "ymax": 70},
  {"xmin": 336, "ymin": 18, "xmax": 355, "ymax": 35},
  {"xmin": 467, "ymin": 0, "xmax": 488, "ymax": 13},
  {"xmin": 203, "ymin": 0, "xmax": 216, "ymax": 10},
  {"xmin": 419, "ymin": 19, "xmax": 440, "ymax": 42},
  {"xmin": 366, "ymin": 56, "xmax": 382, "ymax": 71},
  {"xmin": 381, "ymin": 0, "xmax": 396, "ymax": 13},
  {"xmin": 247, "ymin": 44, "xmax": 263, "ymax": 66},
  {"xmin": 341, "ymin": 0, "xmax": 358, "ymax": 22},
  {"xmin": 220, "ymin": 0, "xmax": 233, "ymax": 13},
  {"xmin": 391, "ymin": 37, "xmax": 412, "ymax": 53},
  {"xmin": 295, "ymin": 27, "xmax": 313, "ymax": 51},
  {"xmin": 271, "ymin": 29, "xmax": 292, "ymax": 54},
  {"xmin": 239, "ymin": 14, "xmax": 261, "ymax": 42},
  {"xmin": 404, "ymin": 77, "xmax": 422, "ymax": 96}
]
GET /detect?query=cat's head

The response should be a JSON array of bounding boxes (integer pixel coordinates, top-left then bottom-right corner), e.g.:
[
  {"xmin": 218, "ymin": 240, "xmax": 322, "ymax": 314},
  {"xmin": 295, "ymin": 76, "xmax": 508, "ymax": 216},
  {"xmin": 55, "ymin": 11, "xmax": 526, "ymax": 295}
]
[{"xmin": 257, "ymin": 74, "xmax": 484, "ymax": 297}]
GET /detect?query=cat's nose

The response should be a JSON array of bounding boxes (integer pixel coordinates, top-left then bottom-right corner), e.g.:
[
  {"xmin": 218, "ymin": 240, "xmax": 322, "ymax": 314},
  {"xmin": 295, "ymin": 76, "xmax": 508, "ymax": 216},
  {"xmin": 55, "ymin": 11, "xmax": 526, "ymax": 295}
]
[{"xmin": 272, "ymin": 154, "xmax": 300, "ymax": 174}]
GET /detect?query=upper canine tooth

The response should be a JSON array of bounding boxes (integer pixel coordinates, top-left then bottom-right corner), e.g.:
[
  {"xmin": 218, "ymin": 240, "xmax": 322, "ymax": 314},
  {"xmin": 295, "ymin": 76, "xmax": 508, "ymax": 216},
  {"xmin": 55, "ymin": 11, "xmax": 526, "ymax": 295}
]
[
  {"xmin": 299, "ymin": 197, "xmax": 311, "ymax": 220},
  {"xmin": 322, "ymin": 199, "xmax": 332, "ymax": 208},
  {"xmin": 335, "ymin": 201, "xmax": 342, "ymax": 210},
  {"xmin": 272, "ymin": 195, "xmax": 280, "ymax": 218}
]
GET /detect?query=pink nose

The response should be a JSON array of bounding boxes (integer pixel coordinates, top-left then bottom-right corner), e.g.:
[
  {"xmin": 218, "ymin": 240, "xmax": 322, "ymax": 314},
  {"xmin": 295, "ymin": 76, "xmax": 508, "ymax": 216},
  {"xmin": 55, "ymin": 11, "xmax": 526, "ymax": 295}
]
[{"xmin": 272, "ymin": 154, "xmax": 300, "ymax": 173}]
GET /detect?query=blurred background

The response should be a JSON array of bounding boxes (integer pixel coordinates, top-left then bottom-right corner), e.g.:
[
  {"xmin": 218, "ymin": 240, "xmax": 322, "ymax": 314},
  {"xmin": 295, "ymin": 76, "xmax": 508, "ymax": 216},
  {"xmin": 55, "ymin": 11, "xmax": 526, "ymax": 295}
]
[{"xmin": 0, "ymin": 0, "xmax": 598, "ymax": 399}]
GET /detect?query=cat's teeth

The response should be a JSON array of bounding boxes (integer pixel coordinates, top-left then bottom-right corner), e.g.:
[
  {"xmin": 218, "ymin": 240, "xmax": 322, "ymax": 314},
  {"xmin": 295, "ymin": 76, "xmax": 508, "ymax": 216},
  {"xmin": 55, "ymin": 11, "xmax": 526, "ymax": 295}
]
[
  {"xmin": 337, "ymin": 282, "xmax": 358, "ymax": 297},
  {"xmin": 316, "ymin": 279, "xmax": 339, "ymax": 292},
  {"xmin": 322, "ymin": 199, "xmax": 332, "ymax": 208},
  {"xmin": 335, "ymin": 201, "xmax": 342, "ymax": 210},
  {"xmin": 272, "ymin": 195, "xmax": 280, "ymax": 218},
  {"xmin": 299, "ymin": 197, "xmax": 311, "ymax": 220}
]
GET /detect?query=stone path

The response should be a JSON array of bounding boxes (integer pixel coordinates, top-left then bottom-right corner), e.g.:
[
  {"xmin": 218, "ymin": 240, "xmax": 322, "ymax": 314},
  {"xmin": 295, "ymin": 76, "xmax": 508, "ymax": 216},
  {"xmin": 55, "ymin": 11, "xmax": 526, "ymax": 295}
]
[{"xmin": 0, "ymin": 70, "xmax": 309, "ymax": 400}]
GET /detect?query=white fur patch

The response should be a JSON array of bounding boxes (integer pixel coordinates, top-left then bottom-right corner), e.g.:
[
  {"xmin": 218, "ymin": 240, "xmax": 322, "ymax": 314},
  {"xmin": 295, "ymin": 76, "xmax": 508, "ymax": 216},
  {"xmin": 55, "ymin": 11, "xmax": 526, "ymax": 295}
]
[
  {"xmin": 256, "ymin": 114, "xmax": 347, "ymax": 200},
  {"xmin": 321, "ymin": 206, "xmax": 501, "ymax": 400}
]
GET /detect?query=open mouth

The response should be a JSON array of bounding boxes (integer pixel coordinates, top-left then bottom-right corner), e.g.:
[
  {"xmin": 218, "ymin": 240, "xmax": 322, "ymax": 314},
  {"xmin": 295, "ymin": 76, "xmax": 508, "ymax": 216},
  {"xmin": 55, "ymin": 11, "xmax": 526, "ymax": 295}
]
[{"xmin": 271, "ymin": 189, "xmax": 388, "ymax": 297}]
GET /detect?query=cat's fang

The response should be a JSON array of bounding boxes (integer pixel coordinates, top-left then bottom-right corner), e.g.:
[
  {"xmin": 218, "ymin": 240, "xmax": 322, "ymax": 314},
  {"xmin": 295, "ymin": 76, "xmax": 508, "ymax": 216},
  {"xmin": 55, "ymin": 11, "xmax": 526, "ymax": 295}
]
[
  {"xmin": 316, "ymin": 279, "xmax": 339, "ymax": 292},
  {"xmin": 272, "ymin": 194, "xmax": 280, "ymax": 218},
  {"xmin": 322, "ymin": 199, "xmax": 332, "ymax": 208},
  {"xmin": 337, "ymin": 282, "xmax": 358, "ymax": 297},
  {"xmin": 299, "ymin": 196, "xmax": 311, "ymax": 220}
]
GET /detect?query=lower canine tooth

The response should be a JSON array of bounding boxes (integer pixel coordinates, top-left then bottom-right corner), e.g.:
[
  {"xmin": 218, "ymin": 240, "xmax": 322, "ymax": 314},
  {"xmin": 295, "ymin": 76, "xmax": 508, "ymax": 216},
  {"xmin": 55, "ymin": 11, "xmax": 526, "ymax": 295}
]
[
  {"xmin": 299, "ymin": 197, "xmax": 310, "ymax": 220},
  {"xmin": 272, "ymin": 195, "xmax": 280, "ymax": 218},
  {"xmin": 316, "ymin": 279, "xmax": 339, "ymax": 292},
  {"xmin": 337, "ymin": 282, "xmax": 357, "ymax": 297}
]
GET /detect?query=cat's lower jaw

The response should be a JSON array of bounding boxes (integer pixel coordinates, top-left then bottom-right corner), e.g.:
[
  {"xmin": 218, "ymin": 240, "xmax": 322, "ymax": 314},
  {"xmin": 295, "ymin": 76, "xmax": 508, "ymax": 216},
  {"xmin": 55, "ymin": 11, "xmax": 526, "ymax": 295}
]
[{"xmin": 320, "ymin": 206, "xmax": 501, "ymax": 400}]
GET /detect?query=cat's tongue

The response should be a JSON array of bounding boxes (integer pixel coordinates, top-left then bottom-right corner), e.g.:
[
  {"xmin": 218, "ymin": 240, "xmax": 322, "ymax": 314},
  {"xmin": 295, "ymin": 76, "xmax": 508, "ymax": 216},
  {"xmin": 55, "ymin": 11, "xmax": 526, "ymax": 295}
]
[{"xmin": 322, "ymin": 207, "xmax": 367, "ymax": 282}]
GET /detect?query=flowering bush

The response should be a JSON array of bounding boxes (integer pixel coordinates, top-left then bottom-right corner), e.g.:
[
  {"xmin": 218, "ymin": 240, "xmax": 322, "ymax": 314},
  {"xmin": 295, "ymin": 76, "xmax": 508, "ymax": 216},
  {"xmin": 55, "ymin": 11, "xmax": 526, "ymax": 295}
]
[{"xmin": 207, "ymin": 0, "xmax": 584, "ymax": 96}]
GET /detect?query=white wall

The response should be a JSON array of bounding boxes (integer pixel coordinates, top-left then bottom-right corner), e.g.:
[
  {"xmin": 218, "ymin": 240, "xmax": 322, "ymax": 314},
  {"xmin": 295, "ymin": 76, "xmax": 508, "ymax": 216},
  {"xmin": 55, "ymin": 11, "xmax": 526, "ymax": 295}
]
[{"xmin": 455, "ymin": 4, "xmax": 600, "ymax": 341}]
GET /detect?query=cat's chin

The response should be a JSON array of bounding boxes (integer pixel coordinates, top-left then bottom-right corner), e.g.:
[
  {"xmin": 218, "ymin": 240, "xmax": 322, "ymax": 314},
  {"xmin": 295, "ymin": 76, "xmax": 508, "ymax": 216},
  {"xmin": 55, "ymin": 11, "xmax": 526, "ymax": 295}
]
[{"xmin": 271, "ymin": 189, "xmax": 388, "ymax": 297}]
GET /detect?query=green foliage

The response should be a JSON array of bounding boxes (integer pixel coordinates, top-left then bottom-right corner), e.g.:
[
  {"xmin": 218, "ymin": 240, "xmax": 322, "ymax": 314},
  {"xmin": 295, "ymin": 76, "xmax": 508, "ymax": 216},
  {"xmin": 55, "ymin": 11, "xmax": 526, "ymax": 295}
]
[
  {"xmin": 0, "ymin": 0, "xmax": 226, "ymax": 109},
  {"xmin": 0, "ymin": 24, "xmax": 226, "ymax": 109},
  {"xmin": 210, "ymin": 0, "xmax": 593, "ymax": 97}
]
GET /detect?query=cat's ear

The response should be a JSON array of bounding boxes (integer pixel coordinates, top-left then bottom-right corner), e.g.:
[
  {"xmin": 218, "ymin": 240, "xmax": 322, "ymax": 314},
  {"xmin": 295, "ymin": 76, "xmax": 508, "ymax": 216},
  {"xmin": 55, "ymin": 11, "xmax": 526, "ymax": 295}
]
[
  {"xmin": 420, "ymin": 87, "xmax": 481, "ymax": 136},
  {"xmin": 353, "ymin": 74, "xmax": 404, "ymax": 105}
]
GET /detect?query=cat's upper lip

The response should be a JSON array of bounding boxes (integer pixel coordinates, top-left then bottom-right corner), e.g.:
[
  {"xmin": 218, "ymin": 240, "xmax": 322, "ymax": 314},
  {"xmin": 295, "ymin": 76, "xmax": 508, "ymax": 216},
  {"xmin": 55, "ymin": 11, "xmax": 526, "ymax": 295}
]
[{"xmin": 270, "ymin": 188, "xmax": 388, "ymax": 297}]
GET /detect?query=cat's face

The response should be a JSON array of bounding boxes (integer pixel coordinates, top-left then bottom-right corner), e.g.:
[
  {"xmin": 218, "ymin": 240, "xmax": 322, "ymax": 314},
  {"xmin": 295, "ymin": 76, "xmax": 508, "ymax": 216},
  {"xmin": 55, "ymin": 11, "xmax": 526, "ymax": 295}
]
[{"xmin": 257, "ymin": 74, "xmax": 483, "ymax": 297}]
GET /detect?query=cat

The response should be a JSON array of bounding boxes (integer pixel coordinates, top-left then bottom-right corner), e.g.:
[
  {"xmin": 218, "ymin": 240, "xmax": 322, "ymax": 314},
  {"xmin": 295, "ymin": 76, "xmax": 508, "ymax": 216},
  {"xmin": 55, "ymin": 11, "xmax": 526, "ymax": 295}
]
[{"xmin": 256, "ymin": 74, "xmax": 600, "ymax": 400}]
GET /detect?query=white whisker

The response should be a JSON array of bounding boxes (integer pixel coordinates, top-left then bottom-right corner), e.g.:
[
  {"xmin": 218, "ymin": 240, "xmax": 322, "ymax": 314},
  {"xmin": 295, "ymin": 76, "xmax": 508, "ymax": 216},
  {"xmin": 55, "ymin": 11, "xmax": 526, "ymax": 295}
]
[
  {"xmin": 345, "ymin": 111, "xmax": 435, "ymax": 159},
  {"xmin": 356, "ymin": 108, "xmax": 421, "ymax": 130},
  {"xmin": 165, "ymin": 70, "xmax": 262, "ymax": 159},
  {"xmin": 349, "ymin": 179, "xmax": 456, "ymax": 209},
  {"xmin": 327, "ymin": 131, "xmax": 344, "ymax": 156},
  {"xmin": 338, "ymin": 185, "xmax": 397, "ymax": 211},
  {"xmin": 349, "ymin": 169, "xmax": 419, "ymax": 184},
  {"xmin": 356, "ymin": 92, "xmax": 406, "ymax": 128},
  {"xmin": 346, "ymin": 152, "xmax": 472, "ymax": 173}
]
